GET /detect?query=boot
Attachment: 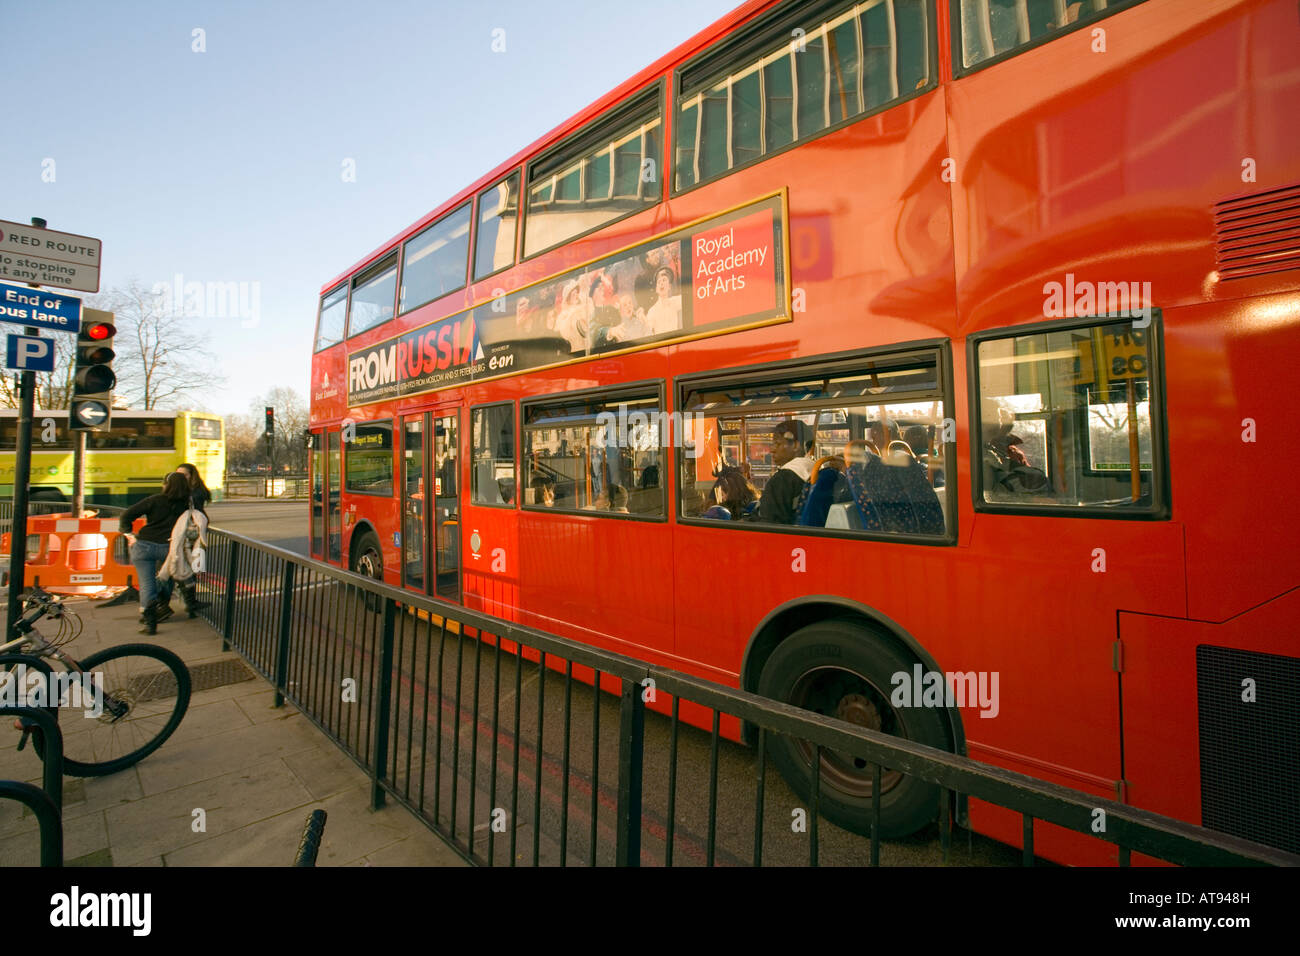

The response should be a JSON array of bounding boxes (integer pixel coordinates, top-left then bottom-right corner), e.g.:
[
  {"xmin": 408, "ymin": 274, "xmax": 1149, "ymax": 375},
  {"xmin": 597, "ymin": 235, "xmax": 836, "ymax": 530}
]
[
  {"xmin": 180, "ymin": 581, "xmax": 210, "ymax": 618},
  {"xmin": 152, "ymin": 597, "xmax": 174, "ymax": 624},
  {"xmin": 139, "ymin": 604, "xmax": 157, "ymax": 635}
]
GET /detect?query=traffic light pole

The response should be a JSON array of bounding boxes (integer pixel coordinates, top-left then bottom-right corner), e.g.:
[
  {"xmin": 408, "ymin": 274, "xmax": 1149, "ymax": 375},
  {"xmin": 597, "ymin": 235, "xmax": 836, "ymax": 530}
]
[{"xmin": 72, "ymin": 431, "xmax": 87, "ymax": 515}]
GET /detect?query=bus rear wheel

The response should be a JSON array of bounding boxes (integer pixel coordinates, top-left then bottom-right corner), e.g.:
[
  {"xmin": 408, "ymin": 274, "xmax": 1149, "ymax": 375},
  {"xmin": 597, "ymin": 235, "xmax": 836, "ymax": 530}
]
[{"xmin": 757, "ymin": 621, "xmax": 949, "ymax": 839}]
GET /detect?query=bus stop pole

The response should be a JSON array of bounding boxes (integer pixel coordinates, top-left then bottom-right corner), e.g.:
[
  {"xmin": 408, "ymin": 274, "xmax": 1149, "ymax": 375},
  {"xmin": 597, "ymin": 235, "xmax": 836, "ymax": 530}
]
[{"xmin": 5, "ymin": 219, "xmax": 46, "ymax": 635}]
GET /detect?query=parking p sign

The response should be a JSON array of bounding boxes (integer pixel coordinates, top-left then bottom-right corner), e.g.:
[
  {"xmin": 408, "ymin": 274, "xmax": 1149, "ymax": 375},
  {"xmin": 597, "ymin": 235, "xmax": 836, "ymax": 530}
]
[{"xmin": 5, "ymin": 333, "xmax": 55, "ymax": 372}]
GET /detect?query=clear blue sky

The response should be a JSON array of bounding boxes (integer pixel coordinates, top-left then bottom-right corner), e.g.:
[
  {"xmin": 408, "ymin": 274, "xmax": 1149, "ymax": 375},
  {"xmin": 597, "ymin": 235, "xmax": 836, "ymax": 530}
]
[{"xmin": 0, "ymin": 0, "xmax": 739, "ymax": 419}]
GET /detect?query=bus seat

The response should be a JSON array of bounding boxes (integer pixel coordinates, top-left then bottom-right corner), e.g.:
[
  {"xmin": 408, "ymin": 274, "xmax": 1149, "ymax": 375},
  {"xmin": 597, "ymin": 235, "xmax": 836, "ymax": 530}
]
[{"xmin": 825, "ymin": 502, "xmax": 862, "ymax": 530}]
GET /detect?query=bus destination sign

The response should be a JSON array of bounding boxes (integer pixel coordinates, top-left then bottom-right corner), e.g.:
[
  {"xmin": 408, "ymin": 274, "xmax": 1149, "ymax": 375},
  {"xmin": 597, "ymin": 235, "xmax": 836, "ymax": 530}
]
[{"xmin": 346, "ymin": 192, "xmax": 789, "ymax": 406}]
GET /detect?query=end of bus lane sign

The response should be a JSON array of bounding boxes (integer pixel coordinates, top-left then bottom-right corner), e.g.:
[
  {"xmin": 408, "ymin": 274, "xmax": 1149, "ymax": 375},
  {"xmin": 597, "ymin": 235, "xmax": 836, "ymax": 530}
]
[
  {"xmin": 0, "ymin": 281, "xmax": 83, "ymax": 333},
  {"xmin": 0, "ymin": 220, "xmax": 101, "ymax": 293}
]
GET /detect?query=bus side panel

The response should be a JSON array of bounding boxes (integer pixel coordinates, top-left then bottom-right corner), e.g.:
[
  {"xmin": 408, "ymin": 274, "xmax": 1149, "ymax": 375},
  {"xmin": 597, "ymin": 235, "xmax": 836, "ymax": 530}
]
[
  {"xmin": 518, "ymin": 514, "xmax": 674, "ymax": 662},
  {"xmin": 1165, "ymin": 296, "xmax": 1300, "ymax": 622},
  {"xmin": 1120, "ymin": 587, "xmax": 1300, "ymax": 860},
  {"xmin": 461, "ymin": 503, "xmax": 521, "ymax": 621}
]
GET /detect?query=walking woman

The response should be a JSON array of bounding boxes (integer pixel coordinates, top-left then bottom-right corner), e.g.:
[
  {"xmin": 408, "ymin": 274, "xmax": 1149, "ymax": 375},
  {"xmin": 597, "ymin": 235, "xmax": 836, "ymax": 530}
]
[
  {"xmin": 120, "ymin": 472, "xmax": 190, "ymax": 634},
  {"xmin": 176, "ymin": 463, "xmax": 211, "ymax": 513},
  {"xmin": 155, "ymin": 463, "xmax": 212, "ymax": 616}
]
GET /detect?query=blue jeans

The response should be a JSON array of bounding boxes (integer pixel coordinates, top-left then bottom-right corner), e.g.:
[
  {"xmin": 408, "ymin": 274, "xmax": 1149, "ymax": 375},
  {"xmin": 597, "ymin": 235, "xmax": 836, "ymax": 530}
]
[{"xmin": 130, "ymin": 539, "xmax": 171, "ymax": 609}]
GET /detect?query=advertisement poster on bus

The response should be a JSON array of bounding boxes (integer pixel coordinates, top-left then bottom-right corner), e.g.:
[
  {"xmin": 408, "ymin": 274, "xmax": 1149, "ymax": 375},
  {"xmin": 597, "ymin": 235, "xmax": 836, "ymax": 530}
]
[{"xmin": 346, "ymin": 192, "xmax": 789, "ymax": 406}]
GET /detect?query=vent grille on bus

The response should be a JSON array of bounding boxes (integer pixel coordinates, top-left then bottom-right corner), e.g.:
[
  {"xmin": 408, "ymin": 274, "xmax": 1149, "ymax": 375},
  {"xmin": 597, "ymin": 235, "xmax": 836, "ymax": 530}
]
[
  {"xmin": 1197, "ymin": 645, "xmax": 1300, "ymax": 854},
  {"xmin": 1213, "ymin": 183, "xmax": 1300, "ymax": 280}
]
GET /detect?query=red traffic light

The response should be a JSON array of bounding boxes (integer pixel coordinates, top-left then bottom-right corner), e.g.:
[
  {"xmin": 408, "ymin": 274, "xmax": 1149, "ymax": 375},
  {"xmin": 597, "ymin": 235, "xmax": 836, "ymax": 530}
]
[{"xmin": 84, "ymin": 322, "xmax": 115, "ymax": 340}]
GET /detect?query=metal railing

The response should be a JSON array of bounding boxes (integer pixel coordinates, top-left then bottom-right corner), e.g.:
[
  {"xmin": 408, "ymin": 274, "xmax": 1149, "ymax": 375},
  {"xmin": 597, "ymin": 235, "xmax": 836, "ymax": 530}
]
[
  {"xmin": 0, "ymin": 704, "xmax": 65, "ymax": 867},
  {"xmin": 192, "ymin": 527, "xmax": 1300, "ymax": 867},
  {"xmin": 222, "ymin": 475, "xmax": 309, "ymax": 499}
]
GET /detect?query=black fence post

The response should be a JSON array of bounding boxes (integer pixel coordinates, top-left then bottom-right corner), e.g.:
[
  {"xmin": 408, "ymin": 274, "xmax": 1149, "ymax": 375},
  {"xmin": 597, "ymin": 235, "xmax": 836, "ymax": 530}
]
[
  {"xmin": 0, "ymin": 781, "xmax": 61, "ymax": 866},
  {"xmin": 615, "ymin": 677, "xmax": 646, "ymax": 867},
  {"xmin": 273, "ymin": 562, "xmax": 295, "ymax": 708},
  {"xmin": 371, "ymin": 596, "xmax": 396, "ymax": 810},
  {"xmin": 222, "ymin": 539, "xmax": 240, "ymax": 653}
]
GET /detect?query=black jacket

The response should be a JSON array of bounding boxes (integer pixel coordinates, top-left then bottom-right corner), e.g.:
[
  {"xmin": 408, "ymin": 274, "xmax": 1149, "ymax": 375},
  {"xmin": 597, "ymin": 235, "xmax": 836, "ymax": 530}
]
[
  {"xmin": 758, "ymin": 467, "xmax": 806, "ymax": 525},
  {"xmin": 120, "ymin": 494, "xmax": 188, "ymax": 543}
]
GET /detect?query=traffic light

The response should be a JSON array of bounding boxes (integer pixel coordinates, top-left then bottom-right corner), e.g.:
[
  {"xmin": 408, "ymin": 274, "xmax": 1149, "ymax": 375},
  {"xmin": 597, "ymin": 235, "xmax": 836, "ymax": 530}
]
[
  {"xmin": 69, "ymin": 312, "xmax": 116, "ymax": 432},
  {"xmin": 264, "ymin": 406, "xmax": 274, "ymax": 437}
]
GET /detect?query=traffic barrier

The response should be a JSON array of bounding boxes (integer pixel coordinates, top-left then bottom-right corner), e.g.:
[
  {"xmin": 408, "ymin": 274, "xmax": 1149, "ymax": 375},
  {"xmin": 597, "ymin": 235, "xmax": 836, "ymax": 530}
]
[{"xmin": 0, "ymin": 514, "xmax": 141, "ymax": 594}]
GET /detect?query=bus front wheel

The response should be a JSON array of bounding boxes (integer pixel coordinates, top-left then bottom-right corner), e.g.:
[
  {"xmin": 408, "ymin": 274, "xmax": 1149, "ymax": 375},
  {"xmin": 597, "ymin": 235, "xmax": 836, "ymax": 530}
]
[
  {"xmin": 350, "ymin": 530, "xmax": 383, "ymax": 609},
  {"xmin": 757, "ymin": 621, "xmax": 949, "ymax": 839}
]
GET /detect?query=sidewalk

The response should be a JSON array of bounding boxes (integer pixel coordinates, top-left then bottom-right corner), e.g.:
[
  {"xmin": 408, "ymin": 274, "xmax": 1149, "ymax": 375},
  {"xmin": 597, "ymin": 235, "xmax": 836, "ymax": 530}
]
[{"xmin": 0, "ymin": 595, "xmax": 466, "ymax": 867}]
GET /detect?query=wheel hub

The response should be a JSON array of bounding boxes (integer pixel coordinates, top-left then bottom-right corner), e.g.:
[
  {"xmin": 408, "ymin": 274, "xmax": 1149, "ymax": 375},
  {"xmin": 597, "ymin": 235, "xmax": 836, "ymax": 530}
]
[
  {"xmin": 100, "ymin": 690, "xmax": 133, "ymax": 723},
  {"xmin": 789, "ymin": 667, "xmax": 904, "ymax": 800},
  {"xmin": 836, "ymin": 692, "xmax": 881, "ymax": 730}
]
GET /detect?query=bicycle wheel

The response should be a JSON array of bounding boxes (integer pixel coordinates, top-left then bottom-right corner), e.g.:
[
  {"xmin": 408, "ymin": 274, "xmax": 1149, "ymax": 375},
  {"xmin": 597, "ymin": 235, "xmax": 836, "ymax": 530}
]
[{"xmin": 39, "ymin": 643, "xmax": 191, "ymax": 777}]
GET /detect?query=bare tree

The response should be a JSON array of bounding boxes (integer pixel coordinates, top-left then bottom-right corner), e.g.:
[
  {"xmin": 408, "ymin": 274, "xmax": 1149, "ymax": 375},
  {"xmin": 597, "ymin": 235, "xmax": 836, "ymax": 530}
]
[
  {"xmin": 224, "ymin": 412, "xmax": 263, "ymax": 472},
  {"xmin": 86, "ymin": 280, "xmax": 223, "ymax": 409},
  {"xmin": 252, "ymin": 386, "xmax": 309, "ymax": 472}
]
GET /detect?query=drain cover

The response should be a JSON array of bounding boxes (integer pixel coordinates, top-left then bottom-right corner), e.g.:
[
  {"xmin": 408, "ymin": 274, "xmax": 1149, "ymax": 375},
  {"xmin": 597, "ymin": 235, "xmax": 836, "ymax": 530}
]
[
  {"xmin": 188, "ymin": 658, "xmax": 257, "ymax": 693},
  {"xmin": 125, "ymin": 658, "xmax": 255, "ymax": 702}
]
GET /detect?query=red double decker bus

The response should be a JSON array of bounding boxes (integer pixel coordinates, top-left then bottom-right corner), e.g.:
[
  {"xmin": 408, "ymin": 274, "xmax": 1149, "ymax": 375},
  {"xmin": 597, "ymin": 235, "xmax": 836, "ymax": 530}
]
[{"xmin": 309, "ymin": 0, "xmax": 1300, "ymax": 863}]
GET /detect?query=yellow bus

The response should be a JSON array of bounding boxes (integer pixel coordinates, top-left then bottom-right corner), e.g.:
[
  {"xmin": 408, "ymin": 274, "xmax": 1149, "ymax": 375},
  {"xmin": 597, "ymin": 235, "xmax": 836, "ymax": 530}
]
[{"xmin": 0, "ymin": 409, "xmax": 225, "ymax": 506}]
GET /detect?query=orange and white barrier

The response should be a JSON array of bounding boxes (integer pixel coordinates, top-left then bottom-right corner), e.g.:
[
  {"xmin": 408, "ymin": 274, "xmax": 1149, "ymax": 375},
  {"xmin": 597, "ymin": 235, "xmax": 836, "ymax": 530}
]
[{"xmin": 1, "ymin": 514, "xmax": 143, "ymax": 595}]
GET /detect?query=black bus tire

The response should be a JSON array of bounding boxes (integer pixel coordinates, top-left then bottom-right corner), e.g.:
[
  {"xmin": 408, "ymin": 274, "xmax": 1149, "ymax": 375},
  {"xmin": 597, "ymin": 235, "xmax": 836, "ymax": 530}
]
[
  {"xmin": 350, "ymin": 529, "xmax": 384, "ymax": 611},
  {"xmin": 757, "ymin": 621, "xmax": 950, "ymax": 839}
]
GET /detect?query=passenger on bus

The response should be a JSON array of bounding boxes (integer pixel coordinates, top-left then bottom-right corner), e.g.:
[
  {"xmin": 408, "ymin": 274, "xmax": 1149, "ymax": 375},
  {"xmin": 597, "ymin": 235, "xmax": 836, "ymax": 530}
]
[
  {"xmin": 530, "ymin": 475, "xmax": 556, "ymax": 508},
  {"xmin": 903, "ymin": 425, "xmax": 944, "ymax": 488},
  {"xmin": 708, "ymin": 466, "xmax": 759, "ymax": 521},
  {"xmin": 867, "ymin": 420, "xmax": 898, "ymax": 456},
  {"xmin": 983, "ymin": 425, "xmax": 1049, "ymax": 494},
  {"xmin": 608, "ymin": 484, "xmax": 630, "ymax": 513},
  {"xmin": 758, "ymin": 420, "xmax": 814, "ymax": 524}
]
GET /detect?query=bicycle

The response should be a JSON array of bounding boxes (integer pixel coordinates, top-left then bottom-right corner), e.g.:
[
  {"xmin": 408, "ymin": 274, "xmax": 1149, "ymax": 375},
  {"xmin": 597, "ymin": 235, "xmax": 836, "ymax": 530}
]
[{"xmin": 0, "ymin": 586, "xmax": 191, "ymax": 776}]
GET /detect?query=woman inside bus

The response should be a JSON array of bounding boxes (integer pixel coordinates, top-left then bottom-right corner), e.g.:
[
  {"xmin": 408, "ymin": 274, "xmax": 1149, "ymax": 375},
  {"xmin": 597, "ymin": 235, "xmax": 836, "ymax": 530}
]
[
  {"xmin": 120, "ymin": 472, "xmax": 191, "ymax": 634},
  {"xmin": 703, "ymin": 465, "xmax": 759, "ymax": 520},
  {"xmin": 155, "ymin": 463, "xmax": 212, "ymax": 617}
]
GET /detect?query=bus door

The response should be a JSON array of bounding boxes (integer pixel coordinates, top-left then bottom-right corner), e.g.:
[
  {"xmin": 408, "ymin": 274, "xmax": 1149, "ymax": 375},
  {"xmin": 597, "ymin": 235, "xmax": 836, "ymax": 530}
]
[
  {"xmin": 310, "ymin": 428, "xmax": 341, "ymax": 564},
  {"xmin": 401, "ymin": 415, "xmax": 427, "ymax": 592},
  {"xmin": 311, "ymin": 430, "xmax": 324, "ymax": 560},
  {"xmin": 326, "ymin": 427, "xmax": 342, "ymax": 565},
  {"xmin": 432, "ymin": 409, "xmax": 462, "ymax": 602},
  {"xmin": 400, "ymin": 408, "xmax": 461, "ymax": 602}
]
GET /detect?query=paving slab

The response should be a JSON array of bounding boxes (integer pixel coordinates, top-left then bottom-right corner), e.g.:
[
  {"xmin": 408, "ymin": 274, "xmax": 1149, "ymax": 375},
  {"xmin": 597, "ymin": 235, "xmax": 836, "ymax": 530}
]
[{"xmin": 0, "ymin": 595, "xmax": 466, "ymax": 868}]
